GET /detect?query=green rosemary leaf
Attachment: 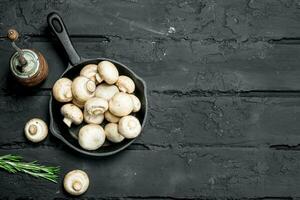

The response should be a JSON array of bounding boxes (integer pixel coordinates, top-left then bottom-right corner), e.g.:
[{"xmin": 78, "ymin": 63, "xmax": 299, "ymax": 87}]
[{"xmin": 0, "ymin": 154, "xmax": 60, "ymax": 183}]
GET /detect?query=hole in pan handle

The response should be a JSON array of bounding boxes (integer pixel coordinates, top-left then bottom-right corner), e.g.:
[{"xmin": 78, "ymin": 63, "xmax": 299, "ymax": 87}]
[{"xmin": 47, "ymin": 12, "xmax": 81, "ymax": 66}]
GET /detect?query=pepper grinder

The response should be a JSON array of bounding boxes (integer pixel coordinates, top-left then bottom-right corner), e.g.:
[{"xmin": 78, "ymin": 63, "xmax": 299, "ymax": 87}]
[{"xmin": 7, "ymin": 29, "xmax": 48, "ymax": 87}]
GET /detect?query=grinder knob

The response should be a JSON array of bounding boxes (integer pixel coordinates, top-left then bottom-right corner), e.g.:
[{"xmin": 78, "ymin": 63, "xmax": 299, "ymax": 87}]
[{"xmin": 7, "ymin": 29, "xmax": 19, "ymax": 42}]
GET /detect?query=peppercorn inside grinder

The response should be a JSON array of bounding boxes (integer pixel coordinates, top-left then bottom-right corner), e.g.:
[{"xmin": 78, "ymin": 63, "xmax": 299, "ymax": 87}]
[{"xmin": 7, "ymin": 29, "xmax": 48, "ymax": 87}]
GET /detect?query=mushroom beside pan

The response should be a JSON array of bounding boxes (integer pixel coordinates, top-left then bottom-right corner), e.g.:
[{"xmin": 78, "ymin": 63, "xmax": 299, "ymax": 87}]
[
  {"xmin": 24, "ymin": 118, "xmax": 48, "ymax": 142},
  {"xmin": 64, "ymin": 170, "xmax": 89, "ymax": 196}
]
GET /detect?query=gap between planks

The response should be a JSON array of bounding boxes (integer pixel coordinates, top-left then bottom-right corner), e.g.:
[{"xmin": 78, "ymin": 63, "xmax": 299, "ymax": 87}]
[
  {"xmin": 1, "ymin": 142, "xmax": 300, "ymax": 152},
  {"xmin": 45, "ymin": 196, "xmax": 295, "ymax": 200},
  {"xmin": 2, "ymin": 34, "xmax": 300, "ymax": 45},
  {"xmin": 4, "ymin": 89, "xmax": 300, "ymax": 98}
]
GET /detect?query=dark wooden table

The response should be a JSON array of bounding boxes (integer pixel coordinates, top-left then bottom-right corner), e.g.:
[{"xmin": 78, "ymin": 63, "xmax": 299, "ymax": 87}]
[{"xmin": 1, "ymin": 0, "xmax": 300, "ymax": 199}]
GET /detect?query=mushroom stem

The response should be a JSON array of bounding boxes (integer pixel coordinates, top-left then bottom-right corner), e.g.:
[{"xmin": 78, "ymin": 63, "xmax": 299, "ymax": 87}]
[
  {"xmin": 128, "ymin": 120, "xmax": 136, "ymax": 129},
  {"xmin": 28, "ymin": 124, "xmax": 37, "ymax": 135},
  {"xmin": 63, "ymin": 118, "xmax": 72, "ymax": 127},
  {"xmin": 86, "ymin": 80, "xmax": 96, "ymax": 92},
  {"xmin": 65, "ymin": 90, "xmax": 72, "ymax": 99},
  {"xmin": 72, "ymin": 181, "xmax": 82, "ymax": 191},
  {"xmin": 90, "ymin": 108, "xmax": 103, "ymax": 115},
  {"xmin": 95, "ymin": 73, "xmax": 102, "ymax": 83}
]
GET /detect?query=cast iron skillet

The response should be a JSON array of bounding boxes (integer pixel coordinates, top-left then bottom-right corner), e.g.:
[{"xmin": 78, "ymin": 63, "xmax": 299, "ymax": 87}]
[{"xmin": 47, "ymin": 12, "xmax": 147, "ymax": 156}]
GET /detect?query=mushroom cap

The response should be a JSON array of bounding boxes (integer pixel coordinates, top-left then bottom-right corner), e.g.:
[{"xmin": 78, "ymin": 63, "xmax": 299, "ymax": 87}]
[
  {"xmin": 78, "ymin": 124, "xmax": 105, "ymax": 150},
  {"xmin": 63, "ymin": 170, "xmax": 89, "ymax": 196},
  {"xmin": 80, "ymin": 64, "xmax": 102, "ymax": 83},
  {"xmin": 52, "ymin": 78, "xmax": 73, "ymax": 102},
  {"xmin": 118, "ymin": 115, "xmax": 142, "ymax": 139},
  {"xmin": 130, "ymin": 94, "xmax": 141, "ymax": 112},
  {"xmin": 84, "ymin": 109, "xmax": 104, "ymax": 124},
  {"xmin": 108, "ymin": 92, "xmax": 133, "ymax": 117},
  {"xmin": 104, "ymin": 123, "xmax": 125, "ymax": 143},
  {"xmin": 84, "ymin": 97, "xmax": 108, "ymax": 115},
  {"xmin": 72, "ymin": 98, "xmax": 85, "ymax": 109},
  {"xmin": 61, "ymin": 104, "xmax": 83, "ymax": 127},
  {"xmin": 24, "ymin": 118, "xmax": 48, "ymax": 143},
  {"xmin": 116, "ymin": 75, "xmax": 135, "ymax": 93},
  {"xmin": 95, "ymin": 83, "xmax": 119, "ymax": 101},
  {"xmin": 72, "ymin": 76, "xmax": 96, "ymax": 103},
  {"xmin": 104, "ymin": 111, "xmax": 120, "ymax": 123},
  {"xmin": 97, "ymin": 61, "xmax": 119, "ymax": 84}
]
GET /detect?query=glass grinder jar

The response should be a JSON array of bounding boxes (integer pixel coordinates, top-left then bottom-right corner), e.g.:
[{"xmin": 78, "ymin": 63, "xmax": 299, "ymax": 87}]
[{"xmin": 7, "ymin": 29, "xmax": 48, "ymax": 87}]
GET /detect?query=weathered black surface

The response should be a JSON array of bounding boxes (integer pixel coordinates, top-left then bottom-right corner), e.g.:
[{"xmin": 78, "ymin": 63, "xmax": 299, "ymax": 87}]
[{"xmin": 1, "ymin": 0, "xmax": 300, "ymax": 199}]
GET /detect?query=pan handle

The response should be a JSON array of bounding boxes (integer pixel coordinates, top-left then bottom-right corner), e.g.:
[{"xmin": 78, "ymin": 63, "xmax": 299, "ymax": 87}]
[{"xmin": 47, "ymin": 12, "xmax": 81, "ymax": 66}]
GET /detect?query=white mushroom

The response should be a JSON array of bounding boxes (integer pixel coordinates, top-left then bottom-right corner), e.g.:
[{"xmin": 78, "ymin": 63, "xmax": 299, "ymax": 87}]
[
  {"xmin": 116, "ymin": 75, "xmax": 135, "ymax": 93},
  {"xmin": 24, "ymin": 118, "xmax": 48, "ymax": 142},
  {"xmin": 72, "ymin": 98, "xmax": 85, "ymax": 109},
  {"xmin": 95, "ymin": 83, "xmax": 119, "ymax": 101},
  {"xmin": 108, "ymin": 92, "xmax": 133, "ymax": 117},
  {"xmin": 97, "ymin": 61, "xmax": 119, "ymax": 84},
  {"xmin": 130, "ymin": 94, "xmax": 141, "ymax": 112},
  {"xmin": 78, "ymin": 124, "xmax": 105, "ymax": 150},
  {"xmin": 52, "ymin": 78, "xmax": 73, "ymax": 102},
  {"xmin": 104, "ymin": 111, "xmax": 120, "ymax": 123},
  {"xmin": 104, "ymin": 123, "xmax": 124, "ymax": 143},
  {"xmin": 80, "ymin": 64, "xmax": 103, "ymax": 84},
  {"xmin": 118, "ymin": 115, "xmax": 141, "ymax": 139},
  {"xmin": 84, "ymin": 97, "xmax": 108, "ymax": 115},
  {"xmin": 63, "ymin": 170, "xmax": 89, "ymax": 196},
  {"xmin": 83, "ymin": 97, "xmax": 107, "ymax": 124},
  {"xmin": 84, "ymin": 109, "xmax": 104, "ymax": 124},
  {"xmin": 61, "ymin": 104, "xmax": 83, "ymax": 127},
  {"xmin": 72, "ymin": 76, "xmax": 96, "ymax": 103}
]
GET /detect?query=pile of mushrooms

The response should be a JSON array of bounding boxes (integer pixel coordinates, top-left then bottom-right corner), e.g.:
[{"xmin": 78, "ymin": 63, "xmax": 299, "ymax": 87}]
[{"xmin": 52, "ymin": 61, "xmax": 142, "ymax": 151}]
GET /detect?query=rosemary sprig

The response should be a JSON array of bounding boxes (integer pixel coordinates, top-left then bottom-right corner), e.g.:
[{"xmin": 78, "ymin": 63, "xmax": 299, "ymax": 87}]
[{"xmin": 0, "ymin": 154, "xmax": 60, "ymax": 183}]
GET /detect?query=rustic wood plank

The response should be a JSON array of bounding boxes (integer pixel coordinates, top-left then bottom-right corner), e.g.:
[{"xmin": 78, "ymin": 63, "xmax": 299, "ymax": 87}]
[
  {"xmin": 1, "ymin": 94, "xmax": 300, "ymax": 149},
  {"xmin": 2, "ymin": 38, "xmax": 300, "ymax": 92},
  {"xmin": 0, "ymin": 147, "xmax": 300, "ymax": 199},
  {"xmin": 1, "ymin": 0, "xmax": 300, "ymax": 41}
]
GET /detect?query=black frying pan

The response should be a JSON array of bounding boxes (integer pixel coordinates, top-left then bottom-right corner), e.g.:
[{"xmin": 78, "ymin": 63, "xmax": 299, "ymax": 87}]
[{"xmin": 47, "ymin": 12, "xmax": 147, "ymax": 156}]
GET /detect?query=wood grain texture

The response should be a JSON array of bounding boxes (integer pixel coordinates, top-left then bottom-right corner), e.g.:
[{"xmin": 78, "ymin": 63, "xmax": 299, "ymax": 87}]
[
  {"xmin": 2, "ymin": 38, "xmax": 300, "ymax": 91},
  {"xmin": 1, "ymin": 0, "xmax": 300, "ymax": 92},
  {"xmin": 1, "ymin": 0, "xmax": 300, "ymax": 40},
  {"xmin": 1, "ymin": 147, "xmax": 300, "ymax": 199},
  {"xmin": 1, "ymin": 94, "xmax": 300, "ymax": 150}
]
